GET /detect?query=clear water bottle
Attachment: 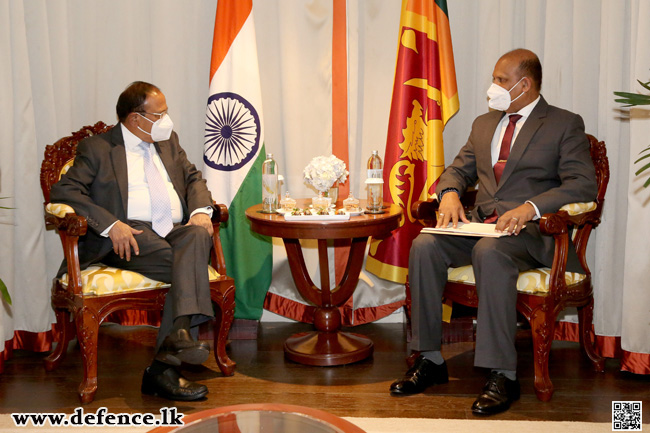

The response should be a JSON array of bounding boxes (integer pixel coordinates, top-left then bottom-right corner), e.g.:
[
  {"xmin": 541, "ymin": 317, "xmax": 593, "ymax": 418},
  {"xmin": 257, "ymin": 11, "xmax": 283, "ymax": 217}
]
[
  {"xmin": 367, "ymin": 150, "xmax": 383, "ymax": 179},
  {"xmin": 262, "ymin": 153, "xmax": 279, "ymax": 213},
  {"xmin": 365, "ymin": 150, "xmax": 384, "ymax": 214}
]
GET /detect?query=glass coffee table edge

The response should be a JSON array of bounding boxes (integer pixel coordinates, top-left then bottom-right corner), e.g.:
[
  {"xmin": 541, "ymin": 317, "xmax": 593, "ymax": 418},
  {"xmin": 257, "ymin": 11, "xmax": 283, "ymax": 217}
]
[{"xmin": 147, "ymin": 403, "xmax": 366, "ymax": 433}]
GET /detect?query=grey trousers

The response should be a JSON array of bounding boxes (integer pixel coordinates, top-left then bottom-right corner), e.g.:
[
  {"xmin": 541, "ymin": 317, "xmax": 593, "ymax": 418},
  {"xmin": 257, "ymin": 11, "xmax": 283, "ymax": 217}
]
[
  {"xmin": 103, "ymin": 221, "xmax": 214, "ymax": 351},
  {"xmin": 408, "ymin": 225, "xmax": 558, "ymax": 371}
]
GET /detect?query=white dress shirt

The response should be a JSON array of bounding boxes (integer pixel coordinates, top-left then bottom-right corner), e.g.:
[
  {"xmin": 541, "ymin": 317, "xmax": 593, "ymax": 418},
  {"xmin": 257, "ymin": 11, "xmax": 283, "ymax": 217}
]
[
  {"xmin": 490, "ymin": 96, "xmax": 540, "ymax": 165},
  {"xmin": 121, "ymin": 123, "xmax": 183, "ymax": 223},
  {"xmin": 100, "ymin": 124, "xmax": 211, "ymax": 236},
  {"xmin": 489, "ymin": 96, "xmax": 542, "ymax": 218}
]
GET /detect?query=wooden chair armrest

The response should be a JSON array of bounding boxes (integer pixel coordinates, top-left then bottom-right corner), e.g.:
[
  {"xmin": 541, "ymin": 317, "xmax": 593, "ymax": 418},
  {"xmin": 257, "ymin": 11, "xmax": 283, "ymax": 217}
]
[
  {"xmin": 209, "ymin": 202, "xmax": 229, "ymax": 276},
  {"xmin": 44, "ymin": 207, "xmax": 88, "ymax": 237},
  {"xmin": 44, "ymin": 205, "xmax": 87, "ymax": 295},
  {"xmin": 412, "ymin": 199, "xmax": 439, "ymax": 222},
  {"xmin": 210, "ymin": 203, "xmax": 229, "ymax": 225},
  {"xmin": 412, "ymin": 189, "xmax": 478, "ymax": 225},
  {"xmin": 538, "ymin": 205, "xmax": 602, "ymax": 237},
  {"xmin": 538, "ymin": 202, "xmax": 602, "ymax": 295}
]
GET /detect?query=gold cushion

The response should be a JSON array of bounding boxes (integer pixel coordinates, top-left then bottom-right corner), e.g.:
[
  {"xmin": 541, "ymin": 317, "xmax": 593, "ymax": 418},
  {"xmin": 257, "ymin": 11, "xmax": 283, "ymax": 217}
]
[
  {"xmin": 444, "ymin": 201, "xmax": 594, "ymax": 293},
  {"xmin": 46, "ymin": 202, "xmax": 76, "ymax": 218},
  {"xmin": 447, "ymin": 265, "xmax": 586, "ymax": 294},
  {"xmin": 60, "ymin": 158, "xmax": 74, "ymax": 179},
  {"xmin": 559, "ymin": 201, "xmax": 596, "ymax": 215},
  {"xmin": 61, "ymin": 264, "xmax": 221, "ymax": 296},
  {"xmin": 208, "ymin": 266, "xmax": 221, "ymax": 281}
]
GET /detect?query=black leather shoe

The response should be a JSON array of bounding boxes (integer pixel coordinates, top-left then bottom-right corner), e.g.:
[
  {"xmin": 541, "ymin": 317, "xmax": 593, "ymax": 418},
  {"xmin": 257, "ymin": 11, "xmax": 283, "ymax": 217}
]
[
  {"xmin": 471, "ymin": 372, "xmax": 520, "ymax": 415},
  {"xmin": 390, "ymin": 356, "xmax": 449, "ymax": 395},
  {"xmin": 155, "ymin": 329, "xmax": 210, "ymax": 366},
  {"xmin": 141, "ymin": 366, "xmax": 208, "ymax": 401}
]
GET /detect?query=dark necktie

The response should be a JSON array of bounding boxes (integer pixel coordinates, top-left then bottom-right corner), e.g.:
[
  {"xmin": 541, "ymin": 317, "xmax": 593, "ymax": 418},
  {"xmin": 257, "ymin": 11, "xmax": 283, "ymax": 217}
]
[
  {"xmin": 141, "ymin": 142, "xmax": 173, "ymax": 237},
  {"xmin": 484, "ymin": 114, "xmax": 522, "ymax": 223},
  {"xmin": 493, "ymin": 114, "xmax": 522, "ymax": 184}
]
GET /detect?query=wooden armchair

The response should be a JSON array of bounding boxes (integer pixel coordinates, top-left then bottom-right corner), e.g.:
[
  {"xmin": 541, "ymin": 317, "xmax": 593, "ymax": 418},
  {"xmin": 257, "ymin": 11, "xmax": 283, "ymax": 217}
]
[
  {"xmin": 40, "ymin": 121, "xmax": 236, "ymax": 404},
  {"xmin": 407, "ymin": 134, "xmax": 609, "ymax": 401}
]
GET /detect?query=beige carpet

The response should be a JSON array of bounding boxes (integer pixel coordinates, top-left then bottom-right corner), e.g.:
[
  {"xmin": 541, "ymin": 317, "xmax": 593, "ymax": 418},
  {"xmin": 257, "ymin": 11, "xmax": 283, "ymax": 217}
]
[
  {"xmin": 344, "ymin": 417, "xmax": 620, "ymax": 433},
  {"xmin": 1, "ymin": 414, "xmax": 632, "ymax": 432}
]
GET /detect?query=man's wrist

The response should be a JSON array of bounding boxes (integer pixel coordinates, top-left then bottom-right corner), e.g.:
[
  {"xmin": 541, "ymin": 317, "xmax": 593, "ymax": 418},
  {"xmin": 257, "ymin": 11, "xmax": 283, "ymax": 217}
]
[
  {"xmin": 190, "ymin": 206, "xmax": 213, "ymax": 219},
  {"xmin": 525, "ymin": 200, "xmax": 541, "ymax": 220},
  {"xmin": 439, "ymin": 188, "xmax": 460, "ymax": 201},
  {"xmin": 101, "ymin": 221, "xmax": 119, "ymax": 238}
]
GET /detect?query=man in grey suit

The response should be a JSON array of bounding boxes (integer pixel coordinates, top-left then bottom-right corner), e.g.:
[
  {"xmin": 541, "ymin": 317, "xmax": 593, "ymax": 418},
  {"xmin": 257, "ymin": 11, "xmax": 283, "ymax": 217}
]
[
  {"xmin": 389, "ymin": 49, "xmax": 597, "ymax": 415},
  {"xmin": 51, "ymin": 81, "xmax": 215, "ymax": 401}
]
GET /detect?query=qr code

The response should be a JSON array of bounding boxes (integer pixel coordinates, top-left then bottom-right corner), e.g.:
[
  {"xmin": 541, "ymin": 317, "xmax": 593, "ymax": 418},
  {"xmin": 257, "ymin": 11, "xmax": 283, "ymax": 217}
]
[{"xmin": 613, "ymin": 401, "xmax": 642, "ymax": 431}]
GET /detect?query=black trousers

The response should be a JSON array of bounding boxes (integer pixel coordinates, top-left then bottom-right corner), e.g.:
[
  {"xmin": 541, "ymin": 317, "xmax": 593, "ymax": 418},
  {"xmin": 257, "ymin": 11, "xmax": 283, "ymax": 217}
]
[{"xmin": 103, "ymin": 221, "xmax": 214, "ymax": 351}]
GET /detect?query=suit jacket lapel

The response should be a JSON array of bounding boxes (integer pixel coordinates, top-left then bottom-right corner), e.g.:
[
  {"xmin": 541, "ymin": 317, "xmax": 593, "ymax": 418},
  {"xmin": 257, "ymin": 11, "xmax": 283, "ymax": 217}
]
[
  {"xmin": 155, "ymin": 141, "xmax": 189, "ymax": 216},
  {"xmin": 497, "ymin": 96, "xmax": 549, "ymax": 188},
  {"xmin": 109, "ymin": 126, "xmax": 129, "ymax": 216},
  {"xmin": 480, "ymin": 112, "xmax": 505, "ymax": 191}
]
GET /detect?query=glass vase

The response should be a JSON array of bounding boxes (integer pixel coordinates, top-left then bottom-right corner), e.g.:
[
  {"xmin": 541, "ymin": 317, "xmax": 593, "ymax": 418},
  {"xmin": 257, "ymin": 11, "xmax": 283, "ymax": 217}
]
[{"xmin": 324, "ymin": 184, "xmax": 339, "ymax": 205}]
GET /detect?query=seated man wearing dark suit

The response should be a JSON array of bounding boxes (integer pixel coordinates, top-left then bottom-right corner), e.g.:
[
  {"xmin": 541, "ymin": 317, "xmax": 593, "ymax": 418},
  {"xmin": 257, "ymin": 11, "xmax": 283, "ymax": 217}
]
[
  {"xmin": 51, "ymin": 81, "xmax": 215, "ymax": 401},
  {"xmin": 389, "ymin": 49, "xmax": 597, "ymax": 415}
]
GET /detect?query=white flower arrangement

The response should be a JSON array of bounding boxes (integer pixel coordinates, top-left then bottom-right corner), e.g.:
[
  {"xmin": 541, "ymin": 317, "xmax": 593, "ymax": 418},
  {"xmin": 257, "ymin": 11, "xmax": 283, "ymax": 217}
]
[{"xmin": 303, "ymin": 155, "xmax": 349, "ymax": 193}]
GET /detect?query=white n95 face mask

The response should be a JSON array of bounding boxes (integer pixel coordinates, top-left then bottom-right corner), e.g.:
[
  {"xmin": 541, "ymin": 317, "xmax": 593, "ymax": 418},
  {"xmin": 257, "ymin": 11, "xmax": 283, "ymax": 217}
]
[
  {"xmin": 137, "ymin": 113, "xmax": 174, "ymax": 142},
  {"xmin": 486, "ymin": 76, "xmax": 527, "ymax": 111}
]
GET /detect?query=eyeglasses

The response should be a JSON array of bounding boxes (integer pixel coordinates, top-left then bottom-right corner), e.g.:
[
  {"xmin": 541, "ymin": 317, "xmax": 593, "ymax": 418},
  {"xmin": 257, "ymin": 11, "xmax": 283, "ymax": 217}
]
[{"xmin": 137, "ymin": 111, "xmax": 168, "ymax": 120}]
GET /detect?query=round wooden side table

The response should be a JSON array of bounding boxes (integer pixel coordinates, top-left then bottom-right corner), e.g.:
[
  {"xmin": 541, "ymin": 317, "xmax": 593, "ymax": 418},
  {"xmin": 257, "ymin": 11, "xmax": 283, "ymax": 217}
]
[{"xmin": 246, "ymin": 200, "xmax": 401, "ymax": 366}]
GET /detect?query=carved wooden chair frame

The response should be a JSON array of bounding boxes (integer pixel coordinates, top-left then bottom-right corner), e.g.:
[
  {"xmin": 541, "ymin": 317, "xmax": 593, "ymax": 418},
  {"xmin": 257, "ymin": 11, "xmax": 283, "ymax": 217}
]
[
  {"xmin": 40, "ymin": 121, "xmax": 236, "ymax": 404},
  {"xmin": 407, "ymin": 134, "xmax": 609, "ymax": 401}
]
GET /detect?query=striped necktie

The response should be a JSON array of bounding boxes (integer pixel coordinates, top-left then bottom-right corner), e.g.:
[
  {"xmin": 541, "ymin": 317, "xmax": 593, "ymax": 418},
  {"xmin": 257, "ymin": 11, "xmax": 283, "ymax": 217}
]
[{"xmin": 140, "ymin": 142, "xmax": 173, "ymax": 237}]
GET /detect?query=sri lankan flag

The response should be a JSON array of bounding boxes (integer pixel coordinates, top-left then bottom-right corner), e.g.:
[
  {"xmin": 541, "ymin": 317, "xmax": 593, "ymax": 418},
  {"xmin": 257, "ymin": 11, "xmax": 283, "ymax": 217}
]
[{"xmin": 366, "ymin": 0, "xmax": 459, "ymax": 283}]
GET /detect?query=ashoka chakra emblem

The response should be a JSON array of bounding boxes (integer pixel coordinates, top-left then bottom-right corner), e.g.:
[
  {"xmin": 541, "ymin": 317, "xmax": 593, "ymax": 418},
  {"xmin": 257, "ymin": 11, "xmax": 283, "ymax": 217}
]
[{"xmin": 204, "ymin": 92, "xmax": 260, "ymax": 172}]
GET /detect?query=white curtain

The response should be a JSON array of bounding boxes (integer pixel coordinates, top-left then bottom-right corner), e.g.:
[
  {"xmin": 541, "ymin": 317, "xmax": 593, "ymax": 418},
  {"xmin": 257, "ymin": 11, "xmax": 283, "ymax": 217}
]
[
  {"xmin": 0, "ymin": 0, "xmax": 219, "ymax": 354},
  {"xmin": 619, "ymin": 0, "xmax": 650, "ymax": 356},
  {"xmin": 1, "ymin": 0, "xmax": 648, "ymax": 364}
]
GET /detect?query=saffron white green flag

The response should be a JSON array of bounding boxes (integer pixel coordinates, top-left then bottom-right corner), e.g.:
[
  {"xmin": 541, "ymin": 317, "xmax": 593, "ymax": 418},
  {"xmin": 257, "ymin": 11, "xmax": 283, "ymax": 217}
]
[{"xmin": 203, "ymin": 0, "xmax": 271, "ymax": 319}]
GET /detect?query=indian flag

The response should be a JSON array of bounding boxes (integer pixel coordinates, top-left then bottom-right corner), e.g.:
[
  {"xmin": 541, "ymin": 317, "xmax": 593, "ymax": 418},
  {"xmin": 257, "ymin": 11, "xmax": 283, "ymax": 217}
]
[{"xmin": 203, "ymin": 0, "xmax": 272, "ymax": 320}]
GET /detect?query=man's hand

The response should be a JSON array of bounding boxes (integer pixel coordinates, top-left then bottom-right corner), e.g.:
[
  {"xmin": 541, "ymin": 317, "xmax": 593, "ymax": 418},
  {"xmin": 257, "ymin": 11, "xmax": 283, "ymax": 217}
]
[
  {"xmin": 495, "ymin": 202, "xmax": 537, "ymax": 236},
  {"xmin": 435, "ymin": 191, "xmax": 470, "ymax": 228},
  {"xmin": 186, "ymin": 213, "xmax": 214, "ymax": 236},
  {"xmin": 108, "ymin": 221, "xmax": 143, "ymax": 261}
]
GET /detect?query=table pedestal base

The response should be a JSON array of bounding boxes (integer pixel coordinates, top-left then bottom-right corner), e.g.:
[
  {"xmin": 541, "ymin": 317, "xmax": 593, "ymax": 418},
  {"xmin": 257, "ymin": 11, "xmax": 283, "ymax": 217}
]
[{"xmin": 284, "ymin": 331, "xmax": 373, "ymax": 366}]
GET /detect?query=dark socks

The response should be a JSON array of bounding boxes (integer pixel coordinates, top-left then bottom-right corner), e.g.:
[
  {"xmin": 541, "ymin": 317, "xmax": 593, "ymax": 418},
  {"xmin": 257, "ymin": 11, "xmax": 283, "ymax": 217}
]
[{"xmin": 492, "ymin": 369, "xmax": 517, "ymax": 381}]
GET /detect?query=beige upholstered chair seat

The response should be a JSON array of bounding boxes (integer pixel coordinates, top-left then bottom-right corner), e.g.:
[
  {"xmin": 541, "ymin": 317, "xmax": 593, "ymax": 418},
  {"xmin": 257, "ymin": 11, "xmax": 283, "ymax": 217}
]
[
  {"xmin": 60, "ymin": 264, "xmax": 220, "ymax": 296},
  {"xmin": 445, "ymin": 201, "xmax": 594, "ymax": 295},
  {"xmin": 48, "ymin": 203, "xmax": 221, "ymax": 296},
  {"xmin": 447, "ymin": 265, "xmax": 586, "ymax": 295}
]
